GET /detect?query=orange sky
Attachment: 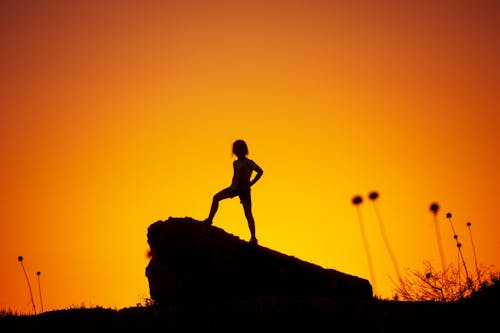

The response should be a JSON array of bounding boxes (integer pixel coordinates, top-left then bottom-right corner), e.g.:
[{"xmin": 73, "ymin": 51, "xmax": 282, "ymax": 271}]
[{"xmin": 1, "ymin": 0, "xmax": 499, "ymax": 312}]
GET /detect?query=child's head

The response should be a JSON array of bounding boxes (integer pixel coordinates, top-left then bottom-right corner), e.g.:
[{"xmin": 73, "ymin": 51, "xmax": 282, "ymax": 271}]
[{"xmin": 232, "ymin": 139, "xmax": 248, "ymax": 158}]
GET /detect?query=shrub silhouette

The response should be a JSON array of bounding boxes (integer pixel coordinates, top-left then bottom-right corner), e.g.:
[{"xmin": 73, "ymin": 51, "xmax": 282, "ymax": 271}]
[
  {"xmin": 393, "ymin": 206, "xmax": 496, "ymax": 301},
  {"xmin": 393, "ymin": 260, "xmax": 497, "ymax": 302}
]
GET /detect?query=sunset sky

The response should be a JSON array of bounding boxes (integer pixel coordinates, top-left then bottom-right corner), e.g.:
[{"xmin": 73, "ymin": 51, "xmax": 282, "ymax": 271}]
[{"xmin": 1, "ymin": 0, "xmax": 499, "ymax": 312}]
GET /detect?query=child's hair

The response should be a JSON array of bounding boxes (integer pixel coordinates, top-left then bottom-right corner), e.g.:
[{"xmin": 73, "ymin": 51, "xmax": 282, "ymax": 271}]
[{"xmin": 232, "ymin": 139, "xmax": 249, "ymax": 157}]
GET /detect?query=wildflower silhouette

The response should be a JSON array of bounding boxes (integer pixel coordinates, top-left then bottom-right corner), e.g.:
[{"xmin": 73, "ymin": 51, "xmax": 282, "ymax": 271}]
[
  {"xmin": 37, "ymin": 271, "xmax": 43, "ymax": 313},
  {"xmin": 17, "ymin": 256, "xmax": 36, "ymax": 314},
  {"xmin": 466, "ymin": 222, "xmax": 480, "ymax": 281},
  {"xmin": 352, "ymin": 195, "xmax": 376, "ymax": 294},
  {"xmin": 446, "ymin": 213, "xmax": 470, "ymax": 282},
  {"xmin": 368, "ymin": 191, "xmax": 402, "ymax": 285},
  {"xmin": 352, "ymin": 196, "xmax": 363, "ymax": 205},
  {"xmin": 429, "ymin": 202, "xmax": 446, "ymax": 272}
]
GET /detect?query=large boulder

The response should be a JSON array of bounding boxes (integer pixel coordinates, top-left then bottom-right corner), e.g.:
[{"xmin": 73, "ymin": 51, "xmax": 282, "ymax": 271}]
[{"xmin": 146, "ymin": 217, "xmax": 373, "ymax": 304}]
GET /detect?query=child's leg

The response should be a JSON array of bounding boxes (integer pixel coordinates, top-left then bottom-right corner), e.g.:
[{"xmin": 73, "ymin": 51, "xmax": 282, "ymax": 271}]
[
  {"xmin": 243, "ymin": 202, "xmax": 257, "ymax": 243},
  {"xmin": 207, "ymin": 188, "xmax": 233, "ymax": 222}
]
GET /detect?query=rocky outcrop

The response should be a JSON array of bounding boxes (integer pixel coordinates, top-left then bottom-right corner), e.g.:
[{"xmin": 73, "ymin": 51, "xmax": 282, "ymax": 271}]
[{"xmin": 146, "ymin": 217, "xmax": 373, "ymax": 304}]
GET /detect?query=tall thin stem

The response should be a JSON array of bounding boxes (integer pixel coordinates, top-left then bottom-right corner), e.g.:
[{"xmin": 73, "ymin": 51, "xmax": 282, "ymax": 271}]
[
  {"xmin": 37, "ymin": 271, "xmax": 44, "ymax": 313},
  {"xmin": 447, "ymin": 214, "xmax": 469, "ymax": 282},
  {"xmin": 432, "ymin": 213, "xmax": 447, "ymax": 273},
  {"xmin": 467, "ymin": 222, "xmax": 480, "ymax": 282},
  {"xmin": 18, "ymin": 257, "xmax": 36, "ymax": 315},
  {"xmin": 370, "ymin": 196, "xmax": 402, "ymax": 283},
  {"xmin": 352, "ymin": 196, "xmax": 377, "ymax": 295}
]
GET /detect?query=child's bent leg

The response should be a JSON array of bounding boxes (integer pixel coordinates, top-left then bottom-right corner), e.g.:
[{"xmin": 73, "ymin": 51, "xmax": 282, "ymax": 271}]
[{"xmin": 206, "ymin": 189, "xmax": 232, "ymax": 223}]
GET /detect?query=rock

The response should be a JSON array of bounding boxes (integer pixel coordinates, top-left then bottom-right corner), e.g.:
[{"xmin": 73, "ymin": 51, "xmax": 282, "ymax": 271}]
[{"xmin": 146, "ymin": 217, "xmax": 373, "ymax": 304}]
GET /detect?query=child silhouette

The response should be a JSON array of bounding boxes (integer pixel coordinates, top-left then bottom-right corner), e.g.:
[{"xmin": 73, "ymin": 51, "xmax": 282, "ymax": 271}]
[{"xmin": 204, "ymin": 139, "xmax": 263, "ymax": 245}]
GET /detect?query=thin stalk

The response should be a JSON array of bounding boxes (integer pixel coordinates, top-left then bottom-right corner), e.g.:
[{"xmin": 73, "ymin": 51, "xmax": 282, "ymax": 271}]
[
  {"xmin": 352, "ymin": 196, "xmax": 377, "ymax": 295},
  {"xmin": 433, "ymin": 213, "xmax": 447, "ymax": 273},
  {"xmin": 467, "ymin": 222, "xmax": 480, "ymax": 282},
  {"xmin": 447, "ymin": 214, "xmax": 470, "ymax": 282},
  {"xmin": 18, "ymin": 257, "xmax": 36, "ymax": 315},
  {"xmin": 371, "ymin": 198, "xmax": 402, "ymax": 283},
  {"xmin": 37, "ymin": 272, "xmax": 44, "ymax": 313}
]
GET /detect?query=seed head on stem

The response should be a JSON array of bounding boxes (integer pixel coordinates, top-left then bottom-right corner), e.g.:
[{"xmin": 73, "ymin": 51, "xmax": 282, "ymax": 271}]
[
  {"xmin": 368, "ymin": 191, "xmax": 402, "ymax": 286},
  {"xmin": 351, "ymin": 195, "xmax": 376, "ymax": 295},
  {"xmin": 466, "ymin": 222, "xmax": 480, "ymax": 281},
  {"xmin": 352, "ymin": 195, "xmax": 363, "ymax": 205},
  {"xmin": 368, "ymin": 191, "xmax": 379, "ymax": 201},
  {"xmin": 429, "ymin": 202, "xmax": 446, "ymax": 272},
  {"xmin": 429, "ymin": 203, "xmax": 439, "ymax": 215},
  {"xmin": 17, "ymin": 256, "xmax": 37, "ymax": 315},
  {"xmin": 446, "ymin": 213, "xmax": 470, "ymax": 282},
  {"xmin": 37, "ymin": 271, "xmax": 44, "ymax": 313}
]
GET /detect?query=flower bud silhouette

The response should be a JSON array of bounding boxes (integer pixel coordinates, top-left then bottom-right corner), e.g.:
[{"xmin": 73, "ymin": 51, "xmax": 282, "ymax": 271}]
[
  {"xmin": 429, "ymin": 203, "xmax": 439, "ymax": 215},
  {"xmin": 352, "ymin": 195, "xmax": 363, "ymax": 205},
  {"xmin": 429, "ymin": 202, "xmax": 446, "ymax": 272}
]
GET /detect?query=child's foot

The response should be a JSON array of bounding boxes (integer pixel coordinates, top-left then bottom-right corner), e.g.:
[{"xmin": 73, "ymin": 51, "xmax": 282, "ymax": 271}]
[
  {"xmin": 249, "ymin": 236, "xmax": 258, "ymax": 245},
  {"xmin": 203, "ymin": 218, "xmax": 212, "ymax": 226}
]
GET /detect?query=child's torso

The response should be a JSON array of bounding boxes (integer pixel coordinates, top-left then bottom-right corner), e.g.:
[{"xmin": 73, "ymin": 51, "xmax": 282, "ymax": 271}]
[{"xmin": 231, "ymin": 158, "xmax": 255, "ymax": 189}]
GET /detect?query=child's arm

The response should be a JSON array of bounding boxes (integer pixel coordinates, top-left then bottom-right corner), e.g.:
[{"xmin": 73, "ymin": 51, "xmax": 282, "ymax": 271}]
[{"xmin": 249, "ymin": 163, "xmax": 263, "ymax": 187}]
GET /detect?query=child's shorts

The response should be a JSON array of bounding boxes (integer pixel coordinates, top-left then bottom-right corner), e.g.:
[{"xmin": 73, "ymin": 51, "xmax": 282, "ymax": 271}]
[{"xmin": 223, "ymin": 187, "xmax": 251, "ymax": 204}]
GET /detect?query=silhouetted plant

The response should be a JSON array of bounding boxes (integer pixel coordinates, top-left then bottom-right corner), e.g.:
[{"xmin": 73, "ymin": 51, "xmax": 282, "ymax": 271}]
[
  {"xmin": 393, "ymin": 260, "xmax": 497, "ymax": 302},
  {"xmin": 351, "ymin": 195, "xmax": 377, "ymax": 294},
  {"xmin": 0, "ymin": 308, "xmax": 21, "ymax": 318},
  {"xmin": 17, "ymin": 256, "xmax": 36, "ymax": 315},
  {"xmin": 394, "ymin": 261, "xmax": 461, "ymax": 301},
  {"xmin": 391, "ymin": 203, "xmax": 497, "ymax": 302},
  {"xmin": 36, "ymin": 271, "xmax": 43, "ymax": 313},
  {"xmin": 429, "ymin": 203, "xmax": 439, "ymax": 215},
  {"xmin": 368, "ymin": 191, "xmax": 379, "ymax": 201},
  {"xmin": 136, "ymin": 296, "xmax": 157, "ymax": 307},
  {"xmin": 352, "ymin": 195, "xmax": 363, "ymax": 205},
  {"xmin": 467, "ymin": 271, "xmax": 500, "ymax": 302},
  {"xmin": 446, "ymin": 213, "xmax": 470, "ymax": 283},
  {"xmin": 429, "ymin": 202, "xmax": 446, "ymax": 272},
  {"xmin": 466, "ymin": 222, "xmax": 480, "ymax": 282},
  {"xmin": 368, "ymin": 191, "xmax": 402, "ymax": 286}
]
